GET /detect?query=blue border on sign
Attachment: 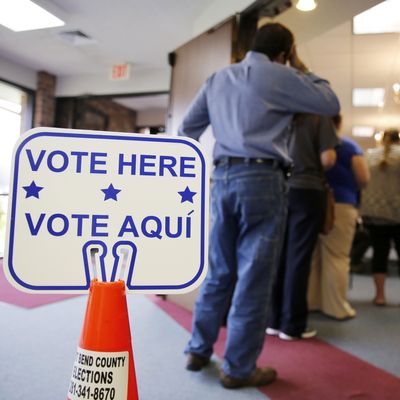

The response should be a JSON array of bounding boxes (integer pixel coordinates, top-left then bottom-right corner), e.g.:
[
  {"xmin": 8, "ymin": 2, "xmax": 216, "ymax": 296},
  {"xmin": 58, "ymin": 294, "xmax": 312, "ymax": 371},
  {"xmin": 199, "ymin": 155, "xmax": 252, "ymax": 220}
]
[{"xmin": 7, "ymin": 131, "xmax": 207, "ymax": 291}]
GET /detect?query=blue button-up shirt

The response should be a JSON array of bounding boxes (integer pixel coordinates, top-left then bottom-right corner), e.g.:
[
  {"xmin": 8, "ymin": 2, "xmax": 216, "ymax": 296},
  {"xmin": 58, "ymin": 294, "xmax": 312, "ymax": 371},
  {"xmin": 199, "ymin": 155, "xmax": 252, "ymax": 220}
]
[{"xmin": 178, "ymin": 51, "xmax": 340, "ymax": 165}]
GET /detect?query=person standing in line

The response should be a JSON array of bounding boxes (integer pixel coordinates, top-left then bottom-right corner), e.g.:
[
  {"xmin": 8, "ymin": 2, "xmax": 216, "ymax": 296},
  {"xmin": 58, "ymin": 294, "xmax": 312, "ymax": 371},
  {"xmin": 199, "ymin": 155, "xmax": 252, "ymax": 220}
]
[
  {"xmin": 361, "ymin": 129, "xmax": 400, "ymax": 306},
  {"xmin": 267, "ymin": 114, "xmax": 339, "ymax": 340},
  {"xmin": 308, "ymin": 115, "xmax": 370, "ymax": 319},
  {"xmin": 178, "ymin": 23, "xmax": 340, "ymax": 389}
]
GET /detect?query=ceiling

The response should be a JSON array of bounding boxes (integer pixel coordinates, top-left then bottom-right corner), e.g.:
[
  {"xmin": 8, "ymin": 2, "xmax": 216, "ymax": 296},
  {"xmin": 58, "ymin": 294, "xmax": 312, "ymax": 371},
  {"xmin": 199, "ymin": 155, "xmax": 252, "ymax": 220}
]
[
  {"xmin": 0, "ymin": 0, "xmax": 257, "ymax": 97},
  {"xmin": 0, "ymin": 0, "xmax": 218, "ymax": 75},
  {"xmin": 1, "ymin": 0, "xmax": 400, "ymax": 139}
]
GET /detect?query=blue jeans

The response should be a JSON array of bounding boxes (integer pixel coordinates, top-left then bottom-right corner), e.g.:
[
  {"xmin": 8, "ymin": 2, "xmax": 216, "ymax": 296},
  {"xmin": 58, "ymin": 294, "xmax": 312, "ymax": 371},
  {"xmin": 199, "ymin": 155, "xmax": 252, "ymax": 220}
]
[{"xmin": 185, "ymin": 161, "xmax": 287, "ymax": 379}]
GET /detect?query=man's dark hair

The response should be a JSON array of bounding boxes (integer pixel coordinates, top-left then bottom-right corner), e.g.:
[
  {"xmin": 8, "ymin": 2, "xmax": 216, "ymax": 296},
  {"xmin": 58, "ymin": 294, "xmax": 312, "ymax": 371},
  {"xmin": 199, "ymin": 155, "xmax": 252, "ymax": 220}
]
[{"xmin": 251, "ymin": 23, "xmax": 294, "ymax": 60}]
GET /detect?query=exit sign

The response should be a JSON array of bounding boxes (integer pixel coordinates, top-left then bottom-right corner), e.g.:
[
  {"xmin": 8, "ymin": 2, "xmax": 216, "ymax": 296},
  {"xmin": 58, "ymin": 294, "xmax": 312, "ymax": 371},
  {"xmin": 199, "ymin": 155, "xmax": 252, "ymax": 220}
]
[{"xmin": 110, "ymin": 63, "xmax": 130, "ymax": 80}]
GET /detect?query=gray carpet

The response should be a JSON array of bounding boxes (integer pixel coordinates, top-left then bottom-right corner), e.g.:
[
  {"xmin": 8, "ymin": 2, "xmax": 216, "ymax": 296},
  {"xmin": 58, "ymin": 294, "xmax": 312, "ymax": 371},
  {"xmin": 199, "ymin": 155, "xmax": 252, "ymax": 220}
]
[
  {"xmin": 308, "ymin": 274, "xmax": 400, "ymax": 376},
  {"xmin": 0, "ymin": 274, "xmax": 399, "ymax": 399},
  {"xmin": 0, "ymin": 294, "xmax": 268, "ymax": 400}
]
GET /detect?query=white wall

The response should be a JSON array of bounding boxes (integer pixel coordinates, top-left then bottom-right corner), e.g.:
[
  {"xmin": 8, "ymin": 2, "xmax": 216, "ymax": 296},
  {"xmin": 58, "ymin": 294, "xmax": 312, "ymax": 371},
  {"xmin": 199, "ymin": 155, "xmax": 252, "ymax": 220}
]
[
  {"xmin": 0, "ymin": 55, "xmax": 171, "ymax": 98},
  {"xmin": 56, "ymin": 67, "xmax": 170, "ymax": 97},
  {"xmin": 136, "ymin": 108, "xmax": 167, "ymax": 127},
  {"xmin": 296, "ymin": 20, "xmax": 400, "ymax": 149},
  {"xmin": 193, "ymin": 0, "xmax": 255, "ymax": 37},
  {"xmin": 0, "ymin": 56, "xmax": 37, "ymax": 89}
]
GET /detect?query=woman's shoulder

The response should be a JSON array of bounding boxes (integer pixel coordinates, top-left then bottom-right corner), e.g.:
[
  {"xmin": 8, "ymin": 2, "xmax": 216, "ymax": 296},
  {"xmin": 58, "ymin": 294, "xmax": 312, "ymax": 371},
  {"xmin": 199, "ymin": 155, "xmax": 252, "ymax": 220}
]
[{"xmin": 340, "ymin": 137, "xmax": 363, "ymax": 155}]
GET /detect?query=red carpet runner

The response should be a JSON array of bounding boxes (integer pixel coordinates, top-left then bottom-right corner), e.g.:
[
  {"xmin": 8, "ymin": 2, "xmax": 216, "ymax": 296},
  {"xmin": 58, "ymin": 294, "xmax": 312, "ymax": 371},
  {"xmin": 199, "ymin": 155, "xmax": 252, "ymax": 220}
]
[{"xmin": 152, "ymin": 296, "xmax": 400, "ymax": 400}]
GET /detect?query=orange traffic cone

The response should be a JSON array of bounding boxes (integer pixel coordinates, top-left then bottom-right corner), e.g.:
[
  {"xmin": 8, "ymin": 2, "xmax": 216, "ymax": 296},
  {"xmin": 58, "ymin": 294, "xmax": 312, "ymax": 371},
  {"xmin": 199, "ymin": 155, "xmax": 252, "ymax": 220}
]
[{"xmin": 67, "ymin": 280, "xmax": 139, "ymax": 400}]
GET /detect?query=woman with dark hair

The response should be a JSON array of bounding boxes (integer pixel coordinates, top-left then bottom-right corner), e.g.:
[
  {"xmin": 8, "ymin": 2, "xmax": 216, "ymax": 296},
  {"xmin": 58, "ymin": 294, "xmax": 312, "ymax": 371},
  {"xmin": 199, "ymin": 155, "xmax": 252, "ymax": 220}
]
[
  {"xmin": 361, "ymin": 129, "xmax": 400, "ymax": 306},
  {"xmin": 267, "ymin": 114, "xmax": 338, "ymax": 340}
]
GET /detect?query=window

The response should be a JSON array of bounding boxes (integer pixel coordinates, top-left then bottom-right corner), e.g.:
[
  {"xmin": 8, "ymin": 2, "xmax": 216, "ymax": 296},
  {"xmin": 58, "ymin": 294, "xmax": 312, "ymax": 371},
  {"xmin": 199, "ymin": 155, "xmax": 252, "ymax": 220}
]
[
  {"xmin": 352, "ymin": 88, "xmax": 385, "ymax": 107},
  {"xmin": 0, "ymin": 80, "xmax": 32, "ymax": 255}
]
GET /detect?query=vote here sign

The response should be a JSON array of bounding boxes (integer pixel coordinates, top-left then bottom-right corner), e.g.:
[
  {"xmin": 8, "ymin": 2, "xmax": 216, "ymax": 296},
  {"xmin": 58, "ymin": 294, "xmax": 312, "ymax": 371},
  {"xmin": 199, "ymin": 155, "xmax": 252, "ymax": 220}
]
[{"xmin": 4, "ymin": 128, "xmax": 209, "ymax": 294}]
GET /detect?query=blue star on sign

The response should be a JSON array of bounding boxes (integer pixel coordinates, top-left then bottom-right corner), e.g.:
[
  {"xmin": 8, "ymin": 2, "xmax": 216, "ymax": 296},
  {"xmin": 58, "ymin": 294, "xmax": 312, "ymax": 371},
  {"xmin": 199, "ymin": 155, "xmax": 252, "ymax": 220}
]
[
  {"xmin": 102, "ymin": 184, "xmax": 121, "ymax": 201},
  {"xmin": 178, "ymin": 186, "xmax": 196, "ymax": 203},
  {"xmin": 23, "ymin": 181, "xmax": 44, "ymax": 199}
]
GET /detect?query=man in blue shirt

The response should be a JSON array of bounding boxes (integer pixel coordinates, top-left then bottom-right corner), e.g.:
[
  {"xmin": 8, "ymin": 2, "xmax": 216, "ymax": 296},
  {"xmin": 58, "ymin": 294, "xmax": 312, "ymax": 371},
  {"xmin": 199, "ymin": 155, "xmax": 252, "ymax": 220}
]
[{"xmin": 179, "ymin": 23, "xmax": 340, "ymax": 389}]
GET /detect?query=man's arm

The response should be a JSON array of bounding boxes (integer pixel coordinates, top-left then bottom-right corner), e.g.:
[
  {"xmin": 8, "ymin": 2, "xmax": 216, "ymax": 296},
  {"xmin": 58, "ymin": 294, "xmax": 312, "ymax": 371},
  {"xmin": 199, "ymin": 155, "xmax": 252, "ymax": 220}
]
[
  {"xmin": 318, "ymin": 115, "xmax": 339, "ymax": 170},
  {"xmin": 178, "ymin": 80, "xmax": 210, "ymax": 139},
  {"xmin": 272, "ymin": 46, "xmax": 340, "ymax": 116}
]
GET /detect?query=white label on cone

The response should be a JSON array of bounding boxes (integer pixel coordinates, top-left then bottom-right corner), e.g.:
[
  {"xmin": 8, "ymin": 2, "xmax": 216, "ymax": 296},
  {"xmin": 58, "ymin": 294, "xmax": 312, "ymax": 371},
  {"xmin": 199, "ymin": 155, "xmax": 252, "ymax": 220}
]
[{"xmin": 67, "ymin": 347, "xmax": 129, "ymax": 400}]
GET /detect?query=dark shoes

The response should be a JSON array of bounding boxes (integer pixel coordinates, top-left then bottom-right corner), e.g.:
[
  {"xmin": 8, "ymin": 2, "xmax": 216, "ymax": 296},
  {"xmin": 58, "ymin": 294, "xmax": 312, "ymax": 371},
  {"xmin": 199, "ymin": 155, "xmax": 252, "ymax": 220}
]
[
  {"xmin": 220, "ymin": 367, "xmax": 277, "ymax": 389},
  {"xmin": 186, "ymin": 353, "xmax": 210, "ymax": 371},
  {"xmin": 186, "ymin": 354, "xmax": 277, "ymax": 389},
  {"xmin": 373, "ymin": 297, "xmax": 386, "ymax": 306}
]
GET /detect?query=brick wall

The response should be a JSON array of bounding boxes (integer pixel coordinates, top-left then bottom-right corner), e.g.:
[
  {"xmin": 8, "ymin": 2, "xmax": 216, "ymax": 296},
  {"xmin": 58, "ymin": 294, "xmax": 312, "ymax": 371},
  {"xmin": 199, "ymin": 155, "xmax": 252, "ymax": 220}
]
[
  {"xmin": 84, "ymin": 98, "xmax": 136, "ymax": 132},
  {"xmin": 55, "ymin": 97, "xmax": 137, "ymax": 132},
  {"xmin": 34, "ymin": 71, "xmax": 56, "ymax": 127}
]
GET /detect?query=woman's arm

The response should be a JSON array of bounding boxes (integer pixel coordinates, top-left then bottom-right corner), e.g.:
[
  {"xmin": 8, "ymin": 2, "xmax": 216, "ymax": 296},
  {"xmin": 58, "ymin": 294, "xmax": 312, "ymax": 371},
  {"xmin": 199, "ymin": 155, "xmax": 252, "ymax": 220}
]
[
  {"xmin": 352, "ymin": 155, "xmax": 370, "ymax": 188},
  {"xmin": 320, "ymin": 149, "xmax": 336, "ymax": 170}
]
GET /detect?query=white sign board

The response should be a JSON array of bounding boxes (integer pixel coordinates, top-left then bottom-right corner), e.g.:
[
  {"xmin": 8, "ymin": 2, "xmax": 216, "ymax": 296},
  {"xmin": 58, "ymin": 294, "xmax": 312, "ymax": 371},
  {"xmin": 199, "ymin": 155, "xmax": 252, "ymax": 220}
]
[{"xmin": 4, "ymin": 128, "xmax": 208, "ymax": 294}]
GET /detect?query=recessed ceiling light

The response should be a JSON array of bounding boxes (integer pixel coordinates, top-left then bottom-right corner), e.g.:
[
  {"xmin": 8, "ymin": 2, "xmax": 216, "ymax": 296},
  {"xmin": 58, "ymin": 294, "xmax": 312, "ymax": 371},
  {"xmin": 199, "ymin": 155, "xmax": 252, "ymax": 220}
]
[
  {"xmin": 0, "ymin": 0, "xmax": 64, "ymax": 32},
  {"xmin": 353, "ymin": 0, "xmax": 400, "ymax": 35},
  {"xmin": 352, "ymin": 88, "xmax": 385, "ymax": 107},
  {"xmin": 296, "ymin": 0, "xmax": 317, "ymax": 12}
]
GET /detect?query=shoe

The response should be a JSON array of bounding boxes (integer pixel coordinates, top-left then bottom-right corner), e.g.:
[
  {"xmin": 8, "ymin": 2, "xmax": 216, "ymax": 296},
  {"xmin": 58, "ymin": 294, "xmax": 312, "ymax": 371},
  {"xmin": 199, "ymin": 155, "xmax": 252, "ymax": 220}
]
[
  {"xmin": 373, "ymin": 298, "xmax": 386, "ymax": 306},
  {"xmin": 186, "ymin": 353, "xmax": 209, "ymax": 371},
  {"xmin": 331, "ymin": 313, "xmax": 356, "ymax": 321},
  {"xmin": 266, "ymin": 327, "xmax": 280, "ymax": 336},
  {"xmin": 220, "ymin": 367, "xmax": 277, "ymax": 389},
  {"xmin": 278, "ymin": 329, "xmax": 317, "ymax": 341}
]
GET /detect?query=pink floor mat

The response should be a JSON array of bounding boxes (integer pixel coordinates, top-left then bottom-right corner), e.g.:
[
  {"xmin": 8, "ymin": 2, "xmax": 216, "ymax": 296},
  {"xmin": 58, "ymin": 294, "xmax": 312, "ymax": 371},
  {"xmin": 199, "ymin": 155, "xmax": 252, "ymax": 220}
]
[{"xmin": 0, "ymin": 258, "xmax": 78, "ymax": 308}]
